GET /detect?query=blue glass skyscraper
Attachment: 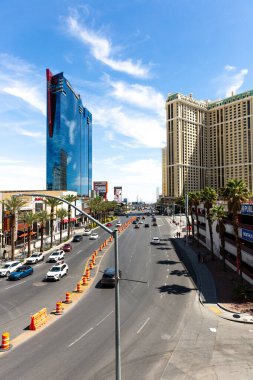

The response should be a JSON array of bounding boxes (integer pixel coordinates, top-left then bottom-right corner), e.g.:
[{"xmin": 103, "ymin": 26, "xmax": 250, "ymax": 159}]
[{"xmin": 46, "ymin": 69, "xmax": 92, "ymax": 196}]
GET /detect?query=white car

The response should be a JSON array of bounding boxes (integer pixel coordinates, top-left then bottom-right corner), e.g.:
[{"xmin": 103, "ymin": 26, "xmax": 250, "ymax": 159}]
[
  {"xmin": 89, "ymin": 233, "xmax": 98, "ymax": 240},
  {"xmin": 26, "ymin": 252, "xmax": 44, "ymax": 264},
  {"xmin": 83, "ymin": 229, "xmax": 92, "ymax": 236},
  {"xmin": 44, "ymin": 262, "xmax": 69, "ymax": 281},
  {"xmin": 150, "ymin": 237, "xmax": 160, "ymax": 245},
  {"xmin": 0, "ymin": 261, "xmax": 22, "ymax": 277},
  {"xmin": 47, "ymin": 250, "xmax": 65, "ymax": 263},
  {"xmin": 116, "ymin": 222, "xmax": 122, "ymax": 227}
]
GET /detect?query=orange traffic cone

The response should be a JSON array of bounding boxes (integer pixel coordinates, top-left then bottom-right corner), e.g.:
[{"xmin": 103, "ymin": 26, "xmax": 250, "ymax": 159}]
[
  {"xmin": 82, "ymin": 275, "xmax": 88, "ymax": 286},
  {"xmin": 65, "ymin": 292, "xmax": 72, "ymax": 304},
  {"xmin": 0, "ymin": 332, "xmax": 11, "ymax": 351},
  {"xmin": 55, "ymin": 302, "xmax": 63, "ymax": 315},
  {"xmin": 76, "ymin": 283, "xmax": 83, "ymax": 293}
]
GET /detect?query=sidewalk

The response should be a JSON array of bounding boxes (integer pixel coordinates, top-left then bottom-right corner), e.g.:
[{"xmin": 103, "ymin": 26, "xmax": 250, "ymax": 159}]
[{"xmin": 173, "ymin": 237, "xmax": 253, "ymax": 324}]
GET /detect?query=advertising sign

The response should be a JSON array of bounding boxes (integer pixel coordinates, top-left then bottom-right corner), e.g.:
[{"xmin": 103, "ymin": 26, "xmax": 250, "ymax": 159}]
[
  {"xmin": 241, "ymin": 204, "xmax": 253, "ymax": 215},
  {"xmin": 241, "ymin": 229, "xmax": 253, "ymax": 243},
  {"xmin": 114, "ymin": 187, "xmax": 122, "ymax": 203},
  {"xmin": 93, "ymin": 181, "xmax": 108, "ymax": 199}
]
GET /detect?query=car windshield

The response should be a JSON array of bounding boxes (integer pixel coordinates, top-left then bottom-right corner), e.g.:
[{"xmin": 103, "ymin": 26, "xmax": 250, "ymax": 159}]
[
  {"xmin": 51, "ymin": 252, "xmax": 59, "ymax": 256},
  {"xmin": 3, "ymin": 264, "xmax": 11, "ymax": 269},
  {"xmin": 50, "ymin": 267, "xmax": 61, "ymax": 272},
  {"xmin": 31, "ymin": 254, "xmax": 39, "ymax": 257},
  {"xmin": 17, "ymin": 267, "xmax": 26, "ymax": 272}
]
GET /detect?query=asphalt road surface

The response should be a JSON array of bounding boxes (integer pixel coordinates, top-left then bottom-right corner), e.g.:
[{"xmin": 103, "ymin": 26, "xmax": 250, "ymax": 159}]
[{"xmin": 1, "ymin": 215, "xmax": 253, "ymax": 379}]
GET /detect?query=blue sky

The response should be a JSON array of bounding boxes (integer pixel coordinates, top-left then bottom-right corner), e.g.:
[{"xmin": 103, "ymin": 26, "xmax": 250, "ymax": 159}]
[{"xmin": 0, "ymin": 0, "xmax": 252, "ymax": 202}]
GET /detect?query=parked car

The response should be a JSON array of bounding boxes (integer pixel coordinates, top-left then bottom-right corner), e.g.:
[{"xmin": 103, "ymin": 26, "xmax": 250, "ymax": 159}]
[
  {"xmin": 62, "ymin": 243, "xmax": 72, "ymax": 252},
  {"xmin": 44, "ymin": 262, "xmax": 69, "ymax": 281},
  {"xmin": 100, "ymin": 267, "xmax": 122, "ymax": 287},
  {"xmin": 150, "ymin": 237, "xmax": 160, "ymax": 245},
  {"xmin": 47, "ymin": 250, "xmax": 65, "ymax": 263},
  {"xmin": 8, "ymin": 265, "xmax": 33, "ymax": 281},
  {"xmin": 90, "ymin": 233, "xmax": 98, "ymax": 240},
  {"xmin": 83, "ymin": 229, "xmax": 92, "ymax": 236},
  {"xmin": 144, "ymin": 223, "xmax": 150, "ymax": 228},
  {"xmin": 0, "ymin": 261, "xmax": 22, "ymax": 277},
  {"xmin": 72, "ymin": 234, "xmax": 83, "ymax": 242},
  {"xmin": 26, "ymin": 252, "xmax": 44, "ymax": 264}
]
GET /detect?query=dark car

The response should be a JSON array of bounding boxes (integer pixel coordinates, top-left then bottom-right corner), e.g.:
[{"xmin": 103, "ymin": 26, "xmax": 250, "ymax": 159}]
[
  {"xmin": 144, "ymin": 223, "xmax": 150, "ymax": 228},
  {"xmin": 152, "ymin": 222, "xmax": 158, "ymax": 226},
  {"xmin": 132, "ymin": 220, "xmax": 137, "ymax": 225},
  {"xmin": 72, "ymin": 235, "xmax": 83, "ymax": 242},
  {"xmin": 8, "ymin": 265, "xmax": 33, "ymax": 281},
  {"xmin": 62, "ymin": 243, "xmax": 72, "ymax": 252},
  {"xmin": 100, "ymin": 267, "xmax": 122, "ymax": 287},
  {"xmin": 134, "ymin": 224, "xmax": 140, "ymax": 229}
]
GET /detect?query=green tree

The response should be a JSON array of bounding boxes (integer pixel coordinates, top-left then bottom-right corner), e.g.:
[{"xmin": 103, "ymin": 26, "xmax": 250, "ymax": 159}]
[
  {"xmin": 0, "ymin": 196, "xmax": 27, "ymax": 260},
  {"xmin": 221, "ymin": 179, "xmax": 251, "ymax": 282},
  {"xmin": 44, "ymin": 198, "xmax": 62, "ymax": 248},
  {"xmin": 23, "ymin": 211, "xmax": 37, "ymax": 257},
  {"xmin": 210, "ymin": 205, "xmax": 227, "ymax": 271},
  {"xmin": 188, "ymin": 191, "xmax": 201, "ymax": 245},
  {"xmin": 63, "ymin": 194, "xmax": 78, "ymax": 239},
  {"xmin": 201, "ymin": 187, "xmax": 218, "ymax": 260},
  {"xmin": 36, "ymin": 210, "xmax": 49, "ymax": 252},
  {"xmin": 56, "ymin": 208, "xmax": 68, "ymax": 243}
]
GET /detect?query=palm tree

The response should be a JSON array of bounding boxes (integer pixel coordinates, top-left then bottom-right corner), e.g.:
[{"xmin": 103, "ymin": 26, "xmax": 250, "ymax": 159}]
[
  {"xmin": 23, "ymin": 211, "xmax": 37, "ymax": 257},
  {"xmin": 210, "ymin": 205, "xmax": 227, "ymax": 271},
  {"xmin": 63, "ymin": 194, "xmax": 78, "ymax": 239},
  {"xmin": 188, "ymin": 191, "xmax": 202, "ymax": 245},
  {"xmin": 56, "ymin": 208, "xmax": 68, "ymax": 243},
  {"xmin": 201, "ymin": 187, "xmax": 218, "ymax": 260},
  {"xmin": 221, "ymin": 179, "xmax": 250, "ymax": 282},
  {"xmin": 44, "ymin": 198, "xmax": 62, "ymax": 248},
  {"xmin": 36, "ymin": 210, "xmax": 49, "ymax": 252},
  {"xmin": 0, "ymin": 196, "xmax": 27, "ymax": 260}
]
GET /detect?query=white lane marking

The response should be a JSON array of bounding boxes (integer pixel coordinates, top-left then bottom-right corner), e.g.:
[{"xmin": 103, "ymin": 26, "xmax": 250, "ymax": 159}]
[
  {"xmin": 209, "ymin": 327, "xmax": 217, "ymax": 333},
  {"xmin": 68, "ymin": 327, "xmax": 94, "ymax": 347},
  {"xmin": 96, "ymin": 311, "xmax": 113, "ymax": 326},
  {"xmin": 5, "ymin": 280, "xmax": 27, "ymax": 289},
  {"xmin": 166, "ymin": 275, "xmax": 169, "ymax": 279},
  {"xmin": 137, "ymin": 317, "xmax": 150, "ymax": 334},
  {"xmin": 167, "ymin": 269, "xmax": 170, "ymax": 272}
]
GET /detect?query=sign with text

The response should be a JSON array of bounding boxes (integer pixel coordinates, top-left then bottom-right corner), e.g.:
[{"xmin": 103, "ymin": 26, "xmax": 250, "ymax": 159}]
[
  {"xmin": 241, "ymin": 204, "xmax": 253, "ymax": 215},
  {"xmin": 241, "ymin": 228, "xmax": 253, "ymax": 243},
  {"xmin": 114, "ymin": 186, "xmax": 122, "ymax": 203}
]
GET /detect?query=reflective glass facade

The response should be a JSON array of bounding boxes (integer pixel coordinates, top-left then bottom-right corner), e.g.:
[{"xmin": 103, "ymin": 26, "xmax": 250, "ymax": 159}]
[{"xmin": 46, "ymin": 69, "xmax": 92, "ymax": 196}]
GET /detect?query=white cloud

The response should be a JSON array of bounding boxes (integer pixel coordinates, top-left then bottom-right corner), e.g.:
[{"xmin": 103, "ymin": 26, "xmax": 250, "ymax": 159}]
[
  {"xmin": 108, "ymin": 79, "xmax": 165, "ymax": 117},
  {"xmin": 215, "ymin": 65, "xmax": 249, "ymax": 97},
  {"xmin": 0, "ymin": 161, "xmax": 45, "ymax": 190},
  {"xmin": 14, "ymin": 127, "xmax": 43, "ymax": 139},
  {"xmin": 66, "ymin": 16, "xmax": 150, "ymax": 78},
  {"xmin": 94, "ymin": 105, "xmax": 165, "ymax": 148},
  {"xmin": 0, "ymin": 54, "xmax": 46, "ymax": 115}
]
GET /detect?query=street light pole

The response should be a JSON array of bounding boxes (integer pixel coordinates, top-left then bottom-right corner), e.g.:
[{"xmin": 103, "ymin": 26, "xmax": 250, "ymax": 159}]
[{"xmin": 14, "ymin": 193, "xmax": 121, "ymax": 380}]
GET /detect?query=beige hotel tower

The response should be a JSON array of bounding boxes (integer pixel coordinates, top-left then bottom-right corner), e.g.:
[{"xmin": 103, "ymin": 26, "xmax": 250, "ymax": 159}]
[{"xmin": 164, "ymin": 90, "xmax": 253, "ymax": 199}]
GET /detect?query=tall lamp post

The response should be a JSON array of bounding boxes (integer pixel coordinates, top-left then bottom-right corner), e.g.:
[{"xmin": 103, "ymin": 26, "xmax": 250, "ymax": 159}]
[{"xmin": 15, "ymin": 193, "xmax": 121, "ymax": 380}]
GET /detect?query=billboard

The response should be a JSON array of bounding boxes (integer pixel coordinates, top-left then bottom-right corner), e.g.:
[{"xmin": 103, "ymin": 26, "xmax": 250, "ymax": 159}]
[
  {"xmin": 93, "ymin": 181, "xmax": 108, "ymax": 199},
  {"xmin": 114, "ymin": 186, "xmax": 122, "ymax": 203}
]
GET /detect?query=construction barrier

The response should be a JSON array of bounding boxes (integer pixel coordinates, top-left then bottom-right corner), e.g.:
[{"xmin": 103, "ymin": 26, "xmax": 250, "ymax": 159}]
[
  {"xmin": 89, "ymin": 261, "xmax": 94, "ymax": 270},
  {"xmin": 55, "ymin": 302, "xmax": 63, "ymax": 315},
  {"xmin": 82, "ymin": 275, "xmax": 88, "ymax": 286},
  {"xmin": 76, "ymin": 283, "xmax": 83, "ymax": 293},
  {"xmin": 30, "ymin": 308, "xmax": 48, "ymax": 330},
  {"xmin": 99, "ymin": 245, "xmax": 103, "ymax": 251},
  {"xmin": 65, "ymin": 292, "xmax": 72, "ymax": 304},
  {"xmin": 86, "ymin": 268, "xmax": 90, "ymax": 280},
  {"xmin": 0, "ymin": 332, "xmax": 11, "ymax": 351}
]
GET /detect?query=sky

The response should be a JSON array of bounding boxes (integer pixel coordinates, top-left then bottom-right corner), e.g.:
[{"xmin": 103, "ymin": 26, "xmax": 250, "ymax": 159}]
[{"xmin": 0, "ymin": 0, "xmax": 252, "ymax": 203}]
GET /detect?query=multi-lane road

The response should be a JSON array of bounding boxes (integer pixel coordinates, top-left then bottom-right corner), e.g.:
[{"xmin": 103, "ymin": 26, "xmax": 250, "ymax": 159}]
[{"xmin": 1, "ymin": 215, "xmax": 253, "ymax": 379}]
